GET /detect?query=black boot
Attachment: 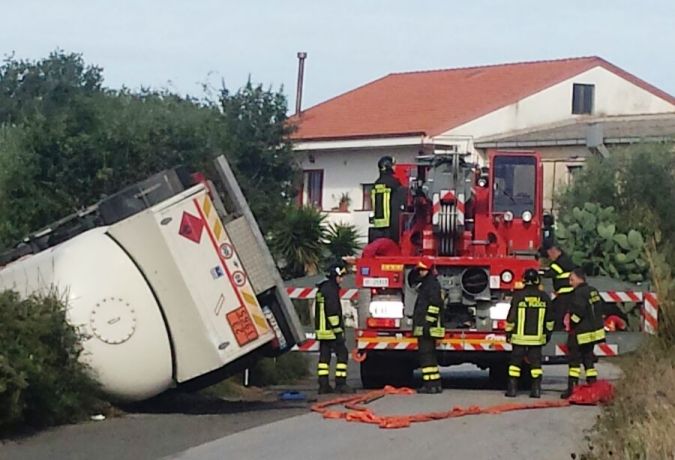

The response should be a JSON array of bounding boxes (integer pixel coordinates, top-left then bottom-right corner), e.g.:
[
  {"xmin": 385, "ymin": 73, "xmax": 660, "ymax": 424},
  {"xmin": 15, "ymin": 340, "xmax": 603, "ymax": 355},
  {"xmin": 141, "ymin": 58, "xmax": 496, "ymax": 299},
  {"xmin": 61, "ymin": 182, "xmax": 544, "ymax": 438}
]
[
  {"xmin": 505, "ymin": 377, "xmax": 518, "ymax": 397},
  {"xmin": 417, "ymin": 381, "xmax": 434, "ymax": 394},
  {"xmin": 561, "ymin": 377, "xmax": 578, "ymax": 399},
  {"xmin": 335, "ymin": 378, "xmax": 355, "ymax": 394},
  {"xmin": 430, "ymin": 380, "xmax": 443, "ymax": 394},
  {"xmin": 530, "ymin": 378, "xmax": 542, "ymax": 398},
  {"xmin": 586, "ymin": 376, "xmax": 597, "ymax": 384},
  {"xmin": 318, "ymin": 376, "xmax": 334, "ymax": 395}
]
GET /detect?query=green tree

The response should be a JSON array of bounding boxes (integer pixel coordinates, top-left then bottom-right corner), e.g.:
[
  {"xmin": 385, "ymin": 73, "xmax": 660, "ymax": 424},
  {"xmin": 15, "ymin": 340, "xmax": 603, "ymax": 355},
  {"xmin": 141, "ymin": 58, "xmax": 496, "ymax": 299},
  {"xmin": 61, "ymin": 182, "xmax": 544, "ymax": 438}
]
[
  {"xmin": 558, "ymin": 142, "xmax": 675, "ymax": 342},
  {"xmin": 0, "ymin": 51, "xmax": 298, "ymax": 247},
  {"xmin": 218, "ymin": 81, "xmax": 298, "ymax": 233}
]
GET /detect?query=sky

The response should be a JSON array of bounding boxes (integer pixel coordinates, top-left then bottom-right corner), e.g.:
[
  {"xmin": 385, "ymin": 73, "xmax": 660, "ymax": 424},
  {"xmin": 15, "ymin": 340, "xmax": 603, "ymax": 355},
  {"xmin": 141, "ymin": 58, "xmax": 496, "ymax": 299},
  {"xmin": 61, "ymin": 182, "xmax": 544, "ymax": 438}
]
[{"xmin": 2, "ymin": 0, "xmax": 674, "ymax": 110}]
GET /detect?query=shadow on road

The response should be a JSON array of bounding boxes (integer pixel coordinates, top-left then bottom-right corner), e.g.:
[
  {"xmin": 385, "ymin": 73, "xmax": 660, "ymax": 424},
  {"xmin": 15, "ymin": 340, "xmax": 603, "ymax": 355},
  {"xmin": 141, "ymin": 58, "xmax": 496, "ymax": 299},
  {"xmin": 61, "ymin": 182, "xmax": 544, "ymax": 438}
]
[{"xmin": 122, "ymin": 390, "xmax": 309, "ymax": 416}]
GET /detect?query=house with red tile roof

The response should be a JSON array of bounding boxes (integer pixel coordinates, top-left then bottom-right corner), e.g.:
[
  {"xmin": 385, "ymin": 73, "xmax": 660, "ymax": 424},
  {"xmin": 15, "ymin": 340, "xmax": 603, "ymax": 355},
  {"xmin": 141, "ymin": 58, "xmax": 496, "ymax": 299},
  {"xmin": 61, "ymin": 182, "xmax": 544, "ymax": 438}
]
[{"xmin": 291, "ymin": 57, "xmax": 675, "ymax": 238}]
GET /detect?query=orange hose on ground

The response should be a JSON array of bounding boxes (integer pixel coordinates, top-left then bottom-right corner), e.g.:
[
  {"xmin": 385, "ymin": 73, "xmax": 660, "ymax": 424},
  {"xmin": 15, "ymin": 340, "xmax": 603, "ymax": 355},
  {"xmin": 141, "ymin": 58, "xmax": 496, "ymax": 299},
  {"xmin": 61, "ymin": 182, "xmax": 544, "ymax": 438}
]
[
  {"xmin": 311, "ymin": 385, "xmax": 571, "ymax": 429},
  {"xmin": 351, "ymin": 349, "xmax": 367, "ymax": 363}
]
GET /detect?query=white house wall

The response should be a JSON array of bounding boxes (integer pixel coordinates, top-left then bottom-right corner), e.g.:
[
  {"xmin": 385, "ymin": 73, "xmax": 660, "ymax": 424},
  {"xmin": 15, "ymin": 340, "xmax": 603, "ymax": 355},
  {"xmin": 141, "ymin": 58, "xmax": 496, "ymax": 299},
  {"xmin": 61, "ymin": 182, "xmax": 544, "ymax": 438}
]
[
  {"xmin": 298, "ymin": 146, "xmax": 419, "ymax": 242},
  {"xmin": 445, "ymin": 66, "xmax": 675, "ymax": 140}
]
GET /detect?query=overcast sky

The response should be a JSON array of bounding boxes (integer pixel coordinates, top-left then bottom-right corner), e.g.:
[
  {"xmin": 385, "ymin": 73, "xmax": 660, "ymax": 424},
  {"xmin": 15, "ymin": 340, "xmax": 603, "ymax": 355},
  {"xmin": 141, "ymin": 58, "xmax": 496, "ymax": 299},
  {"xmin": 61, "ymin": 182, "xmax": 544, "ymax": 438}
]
[{"xmin": 2, "ymin": 0, "xmax": 674, "ymax": 110}]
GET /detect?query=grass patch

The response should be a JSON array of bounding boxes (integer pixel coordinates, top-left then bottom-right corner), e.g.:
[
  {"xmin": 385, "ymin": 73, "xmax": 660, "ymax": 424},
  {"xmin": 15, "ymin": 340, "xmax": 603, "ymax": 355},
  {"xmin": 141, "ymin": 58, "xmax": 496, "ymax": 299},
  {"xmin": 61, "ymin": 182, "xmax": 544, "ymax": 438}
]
[
  {"xmin": 249, "ymin": 353, "xmax": 310, "ymax": 387},
  {"xmin": 582, "ymin": 339, "xmax": 675, "ymax": 459}
]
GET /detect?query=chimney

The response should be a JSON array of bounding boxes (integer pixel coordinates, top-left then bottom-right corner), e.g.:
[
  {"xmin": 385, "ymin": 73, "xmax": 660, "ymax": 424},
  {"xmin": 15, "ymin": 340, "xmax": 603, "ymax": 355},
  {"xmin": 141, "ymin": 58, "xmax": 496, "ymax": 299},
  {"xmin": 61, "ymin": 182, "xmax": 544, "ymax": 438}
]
[{"xmin": 295, "ymin": 52, "xmax": 307, "ymax": 116}]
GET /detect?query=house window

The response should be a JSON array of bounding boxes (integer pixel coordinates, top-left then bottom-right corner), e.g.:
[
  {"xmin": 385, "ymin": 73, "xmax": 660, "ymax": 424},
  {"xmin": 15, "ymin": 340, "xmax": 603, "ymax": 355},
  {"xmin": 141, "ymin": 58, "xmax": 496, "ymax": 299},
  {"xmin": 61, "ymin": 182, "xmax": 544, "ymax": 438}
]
[
  {"xmin": 362, "ymin": 184, "xmax": 374, "ymax": 211},
  {"xmin": 572, "ymin": 84, "xmax": 594, "ymax": 114},
  {"xmin": 567, "ymin": 164, "xmax": 583, "ymax": 180},
  {"xmin": 302, "ymin": 170, "xmax": 323, "ymax": 208}
]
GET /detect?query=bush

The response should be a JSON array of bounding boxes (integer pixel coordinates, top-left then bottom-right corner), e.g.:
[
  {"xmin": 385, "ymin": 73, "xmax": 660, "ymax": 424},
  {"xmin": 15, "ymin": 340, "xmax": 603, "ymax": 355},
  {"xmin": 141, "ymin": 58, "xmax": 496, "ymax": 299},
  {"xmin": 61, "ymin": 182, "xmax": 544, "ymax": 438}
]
[
  {"xmin": 249, "ymin": 353, "xmax": 310, "ymax": 387},
  {"xmin": 0, "ymin": 290, "xmax": 102, "ymax": 434},
  {"xmin": 556, "ymin": 203, "xmax": 647, "ymax": 282},
  {"xmin": 583, "ymin": 339, "xmax": 675, "ymax": 459}
]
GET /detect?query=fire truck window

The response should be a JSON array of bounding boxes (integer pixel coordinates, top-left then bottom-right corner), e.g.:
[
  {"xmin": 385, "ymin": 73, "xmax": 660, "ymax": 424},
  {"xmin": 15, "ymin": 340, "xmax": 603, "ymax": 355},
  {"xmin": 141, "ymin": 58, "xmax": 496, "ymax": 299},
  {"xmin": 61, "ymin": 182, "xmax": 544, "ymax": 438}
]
[{"xmin": 492, "ymin": 156, "xmax": 535, "ymax": 215}]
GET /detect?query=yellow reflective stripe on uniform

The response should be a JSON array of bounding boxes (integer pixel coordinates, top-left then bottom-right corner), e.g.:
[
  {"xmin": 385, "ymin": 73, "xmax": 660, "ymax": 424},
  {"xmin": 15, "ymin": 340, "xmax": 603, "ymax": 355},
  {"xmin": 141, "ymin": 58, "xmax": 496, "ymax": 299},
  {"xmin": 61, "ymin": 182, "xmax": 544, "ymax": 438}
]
[
  {"xmin": 537, "ymin": 308, "xmax": 545, "ymax": 339},
  {"xmin": 318, "ymin": 363, "xmax": 329, "ymax": 369},
  {"xmin": 413, "ymin": 326, "xmax": 424, "ymax": 336},
  {"xmin": 425, "ymin": 315, "xmax": 438, "ymax": 323},
  {"xmin": 335, "ymin": 371, "xmax": 347, "ymax": 378},
  {"xmin": 422, "ymin": 366, "xmax": 438, "ymax": 373},
  {"xmin": 556, "ymin": 286, "xmax": 575, "ymax": 294},
  {"xmin": 332, "ymin": 327, "xmax": 343, "ymax": 334},
  {"xmin": 328, "ymin": 315, "xmax": 340, "ymax": 326},
  {"xmin": 429, "ymin": 373, "xmax": 441, "ymax": 381},
  {"xmin": 556, "ymin": 272, "xmax": 571, "ymax": 279},
  {"xmin": 336, "ymin": 363, "xmax": 348, "ymax": 370},
  {"xmin": 530, "ymin": 368, "xmax": 543, "ymax": 378},
  {"xmin": 550, "ymin": 263, "xmax": 564, "ymax": 274},
  {"xmin": 316, "ymin": 296, "xmax": 336, "ymax": 340},
  {"xmin": 508, "ymin": 365, "xmax": 521, "ymax": 377},
  {"xmin": 511, "ymin": 335, "xmax": 546, "ymax": 346},
  {"xmin": 427, "ymin": 305, "xmax": 440, "ymax": 314},
  {"xmin": 571, "ymin": 314, "xmax": 582, "ymax": 323},
  {"xmin": 429, "ymin": 327, "xmax": 445, "ymax": 338},
  {"xmin": 577, "ymin": 328, "xmax": 606, "ymax": 344},
  {"xmin": 371, "ymin": 185, "xmax": 391, "ymax": 228},
  {"xmin": 517, "ymin": 307, "xmax": 525, "ymax": 337},
  {"xmin": 505, "ymin": 322, "xmax": 515, "ymax": 332},
  {"xmin": 569, "ymin": 367, "xmax": 581, "ymax": 378},
  {"xmin": 586, "ymin": 368, "xmax": 598, "ymax": 377},
  {"xmin": 546, "ymin": 321, "xmax": 555, "ymax": 332}
]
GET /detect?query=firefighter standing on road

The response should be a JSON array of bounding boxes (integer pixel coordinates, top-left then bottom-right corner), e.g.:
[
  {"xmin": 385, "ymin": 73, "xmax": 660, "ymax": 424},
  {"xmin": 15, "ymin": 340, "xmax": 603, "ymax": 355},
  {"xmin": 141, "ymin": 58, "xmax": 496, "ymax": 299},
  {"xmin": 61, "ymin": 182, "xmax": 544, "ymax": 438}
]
[
  {"xmin": 409, "ymin": 257, "xmax": 444, "ymax": 394},
  {"xmin": 561, "ymin": 268, "xmax": 606, "ymax": 399},
  {"xmin": 505, "ymin": 269, "xmax": 554, "ymax": 398},
  {"xmin": 370, "ymin": 156, "xmax": 403, "ymax": 243},
  {"xmin": 541, "ymin": 242, "xmax": 577, "ymax": 330},
  {"xmin": 315, "ymin": 263, "xmax": 354, "ymax": 395}
]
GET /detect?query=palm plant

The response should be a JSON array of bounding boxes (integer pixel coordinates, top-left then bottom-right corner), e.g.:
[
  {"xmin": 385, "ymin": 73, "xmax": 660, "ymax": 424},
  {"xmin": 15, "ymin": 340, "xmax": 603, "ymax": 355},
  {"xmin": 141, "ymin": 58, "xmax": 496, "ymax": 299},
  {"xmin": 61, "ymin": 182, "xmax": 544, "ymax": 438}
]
[
  {"xmin": 270, "ymin": 206, "xmax": 327, "ymax": 278},
  {"xmin": 323, "ymin": 222, "xmax": 362, "ymax": 265}
]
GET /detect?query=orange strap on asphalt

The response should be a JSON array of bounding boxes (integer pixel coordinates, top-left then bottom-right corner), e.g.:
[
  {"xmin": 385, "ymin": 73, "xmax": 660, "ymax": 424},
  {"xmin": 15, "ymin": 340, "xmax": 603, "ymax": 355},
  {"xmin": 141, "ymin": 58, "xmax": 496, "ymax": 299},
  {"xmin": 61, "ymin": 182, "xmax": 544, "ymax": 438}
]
[
  {"xmin": 351, "ymin": 349, "xmax": 367, "ymax": 363},
  {"xmin": 311, "ymin": 385, "xmax": 571, "ymax": 429}
]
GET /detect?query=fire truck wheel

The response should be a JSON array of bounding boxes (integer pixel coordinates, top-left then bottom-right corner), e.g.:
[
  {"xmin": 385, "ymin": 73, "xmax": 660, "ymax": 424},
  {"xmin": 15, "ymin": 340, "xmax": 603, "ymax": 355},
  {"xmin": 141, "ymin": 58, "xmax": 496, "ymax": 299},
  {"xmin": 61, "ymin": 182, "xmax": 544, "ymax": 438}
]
[
  {"xmin": 488, "ymin": 362, "xmax": 509, "ymax": 388},
  {"xmin": 360, "ymin": 356, "xmax": 415, "ymax": 389}
]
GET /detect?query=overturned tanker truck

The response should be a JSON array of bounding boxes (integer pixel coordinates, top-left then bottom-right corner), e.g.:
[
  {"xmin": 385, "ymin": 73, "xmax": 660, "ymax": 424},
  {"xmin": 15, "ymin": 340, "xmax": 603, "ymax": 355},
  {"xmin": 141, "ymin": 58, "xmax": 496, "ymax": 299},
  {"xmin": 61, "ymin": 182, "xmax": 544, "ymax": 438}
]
[{"xmin": 0, "ymin": 155, "xmax": 305, "ymax": 401}]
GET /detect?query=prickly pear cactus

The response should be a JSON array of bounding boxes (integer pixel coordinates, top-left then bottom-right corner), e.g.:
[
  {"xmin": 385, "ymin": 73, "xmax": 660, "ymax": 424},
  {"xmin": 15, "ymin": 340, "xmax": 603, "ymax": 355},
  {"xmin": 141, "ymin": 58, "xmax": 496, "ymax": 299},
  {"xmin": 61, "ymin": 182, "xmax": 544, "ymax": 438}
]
[{"xmin": 556, "ymin": 203, "xmax": 648, "ymax": 283}]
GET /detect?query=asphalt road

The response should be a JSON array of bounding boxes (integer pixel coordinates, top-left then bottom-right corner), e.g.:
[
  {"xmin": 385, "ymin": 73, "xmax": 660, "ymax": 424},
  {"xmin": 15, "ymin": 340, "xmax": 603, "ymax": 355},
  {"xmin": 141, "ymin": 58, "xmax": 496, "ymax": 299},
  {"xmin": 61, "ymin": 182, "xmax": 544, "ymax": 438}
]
[
  {"xmin": 0, "ymin": 361, "xmax": 619, "ymax": 460},
  {"xmin": 169, "ymin": 362, "xmax": 620, "ymax": 460}
]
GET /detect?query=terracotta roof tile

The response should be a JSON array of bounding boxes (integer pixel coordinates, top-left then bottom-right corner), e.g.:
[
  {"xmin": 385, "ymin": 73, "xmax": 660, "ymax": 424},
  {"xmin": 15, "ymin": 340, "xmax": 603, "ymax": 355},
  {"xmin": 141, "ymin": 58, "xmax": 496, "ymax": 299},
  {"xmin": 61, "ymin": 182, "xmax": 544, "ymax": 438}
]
[{"xmin": 291, "ymin": 56, "xmax": 675, "ymax": 141}]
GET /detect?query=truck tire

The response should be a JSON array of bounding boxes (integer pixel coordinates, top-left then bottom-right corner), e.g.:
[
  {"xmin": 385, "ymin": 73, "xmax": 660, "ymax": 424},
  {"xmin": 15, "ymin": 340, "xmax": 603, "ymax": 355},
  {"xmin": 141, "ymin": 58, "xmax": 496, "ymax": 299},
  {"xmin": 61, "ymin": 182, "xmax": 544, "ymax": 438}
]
[
  {"xmin": 360, "ymin": 355, "xmax": 415, "ymax": 389},
  {"xmin": 488, "ymin": 362, "xmax": 509, "ymax": 388}
]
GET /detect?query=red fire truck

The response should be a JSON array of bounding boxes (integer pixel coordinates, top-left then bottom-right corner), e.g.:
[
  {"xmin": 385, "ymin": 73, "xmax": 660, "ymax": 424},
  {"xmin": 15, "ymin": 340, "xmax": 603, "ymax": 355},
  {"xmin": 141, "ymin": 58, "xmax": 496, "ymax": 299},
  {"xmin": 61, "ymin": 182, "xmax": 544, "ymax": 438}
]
[{"xmin": 346, "ymin": 149, "xmax": 657, "ymax": 388}]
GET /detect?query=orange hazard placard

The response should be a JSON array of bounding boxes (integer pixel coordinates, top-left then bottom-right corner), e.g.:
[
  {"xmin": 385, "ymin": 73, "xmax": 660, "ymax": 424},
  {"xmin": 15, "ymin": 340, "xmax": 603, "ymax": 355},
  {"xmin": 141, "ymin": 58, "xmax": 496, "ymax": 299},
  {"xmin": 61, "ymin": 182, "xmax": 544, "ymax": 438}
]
[{"xmin": 226, "ymin": 306, "xmax": 259, "ymax": 346}]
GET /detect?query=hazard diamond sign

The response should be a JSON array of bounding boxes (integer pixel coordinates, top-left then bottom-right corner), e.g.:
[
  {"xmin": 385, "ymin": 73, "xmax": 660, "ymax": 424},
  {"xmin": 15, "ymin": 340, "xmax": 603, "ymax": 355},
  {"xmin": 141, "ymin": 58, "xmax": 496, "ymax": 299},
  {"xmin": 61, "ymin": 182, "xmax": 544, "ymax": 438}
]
[{"xmin": 179, "ymin": 212, "xmax": 204, "ymax": 244}]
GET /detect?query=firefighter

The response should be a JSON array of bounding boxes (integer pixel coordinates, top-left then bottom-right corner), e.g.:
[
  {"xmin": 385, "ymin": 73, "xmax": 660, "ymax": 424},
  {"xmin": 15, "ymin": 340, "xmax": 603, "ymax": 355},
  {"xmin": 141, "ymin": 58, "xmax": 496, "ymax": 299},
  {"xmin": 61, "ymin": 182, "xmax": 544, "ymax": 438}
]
[
  {"xmin": 409, "ymin": 257, "xmax": 444, "ymax": 394},
  {"xmin": 315, "ymin": 263, "xmax": 354, "ymax": 394},
  {"xmin": 561, "ymin": 268, "xmax": 606, "ymax": 399},
  {"xmin": 369, "ymin": 155, "xmax": 403, "ymax": 243},
  {"xmin": 541, "ymin": 242, "xmax": 577, "ymax": 330},
  {"xmin": 504, "ymin": 268, "xmax": 554, "ymax": 398}
]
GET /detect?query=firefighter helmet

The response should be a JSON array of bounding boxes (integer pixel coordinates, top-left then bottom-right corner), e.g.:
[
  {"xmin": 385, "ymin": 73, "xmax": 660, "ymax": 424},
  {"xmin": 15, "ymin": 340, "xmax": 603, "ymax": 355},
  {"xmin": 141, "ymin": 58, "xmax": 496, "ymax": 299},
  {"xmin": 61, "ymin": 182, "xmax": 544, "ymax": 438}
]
[
  {"xmin": 523, "ymin": 268, "xmax": 540, "ymax": 285},
  {"xmin": 378, "ymin": 155, "xmax": 395, "ymax": 172},
  {"xmin": 417, "ymin": 257, "xmax": 434, "ymax": 271}
]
